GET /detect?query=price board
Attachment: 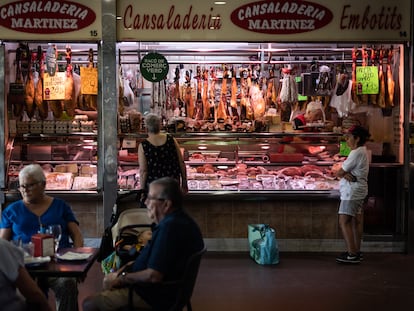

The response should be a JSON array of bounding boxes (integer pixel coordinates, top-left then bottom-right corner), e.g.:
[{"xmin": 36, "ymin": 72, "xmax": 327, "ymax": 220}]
[
  {"xmin": 80, "ymin": 67, "xmax": 98, "ymax": 95},
  {"xmin": 140, "ymin": 52, "xmax": 169, "ymax": 82},
  {"xmin": 356, "ymin": 66, "xmax": 379, "ymax": 95},
  {"xmin": 43, "ymin": 72, "xmax": 66, "ymax": 100}
]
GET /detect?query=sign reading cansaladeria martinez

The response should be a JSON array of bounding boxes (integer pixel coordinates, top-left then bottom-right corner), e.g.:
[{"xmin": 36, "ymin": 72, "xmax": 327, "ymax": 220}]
[{"xmin": 0, "ymin": 0, "xmax": 102, "ymax": 40}]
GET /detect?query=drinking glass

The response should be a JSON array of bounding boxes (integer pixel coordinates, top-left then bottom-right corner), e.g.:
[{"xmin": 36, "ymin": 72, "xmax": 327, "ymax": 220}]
[{"xmin": 48, "ymin": 224, "xmax": 62, "ymax": 253}]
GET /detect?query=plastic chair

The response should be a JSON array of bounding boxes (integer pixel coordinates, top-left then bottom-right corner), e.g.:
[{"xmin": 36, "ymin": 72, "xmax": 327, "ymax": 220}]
[{"xmin": 128, "ymin": 247, "xmax": 207, "ymax": 311}]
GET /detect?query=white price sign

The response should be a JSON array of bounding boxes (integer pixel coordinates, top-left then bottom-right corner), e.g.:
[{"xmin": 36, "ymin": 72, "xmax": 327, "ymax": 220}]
[{"xmin": 43, "ymin": 72, "xmax": 66, "ymax": 100}]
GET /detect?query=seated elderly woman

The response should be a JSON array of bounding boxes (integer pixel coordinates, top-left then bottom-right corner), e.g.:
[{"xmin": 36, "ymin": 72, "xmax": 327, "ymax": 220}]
[
  {"xmin": 0, "ymin": 164, "xmax": 84, "ymax": 311},
  {"xmin": 292, "ymin": 101, "xmax": 325, "ymax": 130}
]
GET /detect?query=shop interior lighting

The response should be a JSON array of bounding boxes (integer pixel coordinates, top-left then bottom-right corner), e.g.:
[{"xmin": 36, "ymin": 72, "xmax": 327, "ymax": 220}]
[
  {"xmin": 214, "ymin": 1, "xmax": 227, "ymax": 4},
  {"xmin": 198, "ymin": 145, "xmax": 208, "ymax": 150}
]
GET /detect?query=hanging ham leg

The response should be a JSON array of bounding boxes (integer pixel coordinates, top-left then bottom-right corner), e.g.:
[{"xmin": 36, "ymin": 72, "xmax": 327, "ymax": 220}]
[
  {"xmin": 230, "ymin": 67, "xmax": 239, "ymax": 120},
  {"xmin": 369, "ymin": 48, "xmax": 378, "ymax": 105},
  {"xmin": 24, "ymin": 67, "xmax": 35, "ymax": 119},
  {"xmin": 64, "ymin": 45, "xmax": 75, "ymax": 117},
  {"xmin": 34, "ymin": 46, "xmax": 48, "ymax": 120},
  {"xmin": 208, "ymin": 67, "xmax": 216, "ymax": 120},
  {"xmin": 193, "ymin": 66, "xmax": 204, "ymax": 120},
  {"xmin": 386, "ymin": 49, "xmax": 395, "ymax": 107},
  {"xmin": 351, "ymin": 47, "xmax": 360, "ymax": 105},
  {"xmin": 239, "ymin": 68, "xmax": 247, "ymax": 121},
  {"xmin": 184, "ymin": 70, "xmax": 194, "ymax": 118},
  {"xmin": 217, "ymin": 69, "xmax": 228, "ymax": 120},
  {"xmin": 377, "ymin": 49, "xmax": 386, "ymax": 108},
  {"xmin": 360, "ymin": 47, "xmax": 369, "ymax": 105},
  {"xmin": 202, "ymin": 68, "xmax": 210, "ymax": 119}
]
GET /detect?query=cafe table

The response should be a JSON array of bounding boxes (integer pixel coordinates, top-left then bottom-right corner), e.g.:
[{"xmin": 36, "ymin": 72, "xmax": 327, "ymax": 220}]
[{"xmin": 26, "ymin": 247, "xmax": 99, "ymax": 280}]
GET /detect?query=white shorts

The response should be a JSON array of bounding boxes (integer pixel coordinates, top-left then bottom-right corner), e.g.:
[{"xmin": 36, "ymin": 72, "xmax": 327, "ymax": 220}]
[{"xmin": 338, "ymin": 199, "xmax": 364, "ymax": 217}]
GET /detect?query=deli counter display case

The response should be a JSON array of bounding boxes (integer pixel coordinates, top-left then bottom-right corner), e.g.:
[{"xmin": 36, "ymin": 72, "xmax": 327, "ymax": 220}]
[
  {"xmin": 118, "ymin": 131, "xmax": 343, "ymax": 194},
  {"xmin": 6, "ymin": 132, "xmax": 98, "ymax": 192}
]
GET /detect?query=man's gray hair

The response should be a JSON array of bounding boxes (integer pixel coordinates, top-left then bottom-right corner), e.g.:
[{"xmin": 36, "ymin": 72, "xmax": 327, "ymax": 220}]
[
  {"xmin": 19, "ymin": 164, "xmax": 46, "ymax": 183},
  {"xmin": 150, "ymin": 177, "xmax": 183, "ymax": 208}
]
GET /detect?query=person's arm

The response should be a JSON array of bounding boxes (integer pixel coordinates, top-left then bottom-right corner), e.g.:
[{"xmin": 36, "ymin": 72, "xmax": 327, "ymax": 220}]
[
  {"xmin": 110, "ymin": 268, "xmax": 164, "ymax": 289},
  {"xmin": 173, "ymin": 137, "xmax": 188, "ymax": 193},
  {"xmin": 67, "ymin": 221, "xmax": 84, "ymax": 247},
  {"xmin": 138, "ymin": 143, "xmax": 148, "ymax": 193},
  {"xmin": 335, "ymin": 167, "xmax": 356, "ymax": 182},
  {"xmin": 0, "ymin": 228, "xmax": 12, "ymax": 241},
  {"xmin": 15, "ymin": 266, "xmax": 53, "ymax": 311}
]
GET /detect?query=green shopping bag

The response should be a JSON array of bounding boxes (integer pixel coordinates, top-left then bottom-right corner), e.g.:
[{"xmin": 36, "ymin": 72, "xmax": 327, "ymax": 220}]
[{"xmin": 248, "ymin": 224, "xmax": 279, "ymax": 265}]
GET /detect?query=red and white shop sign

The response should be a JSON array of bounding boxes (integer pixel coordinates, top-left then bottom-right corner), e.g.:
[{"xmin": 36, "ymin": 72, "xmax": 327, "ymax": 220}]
[
  {"xmin": 0, "ymin": 0, "xmax": 101, "ymax": 40},
  {"xmin": 117, "ymin": 0, "xmax": 411, "ymax": 42},
  {"xmin": 230, "ymin": 0, "xmax": 333, "ymax": 34}
]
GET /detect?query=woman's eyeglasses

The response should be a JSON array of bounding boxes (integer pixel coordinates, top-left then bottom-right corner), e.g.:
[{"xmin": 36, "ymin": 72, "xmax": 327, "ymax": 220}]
[{"xmin": 18, "ymin": 182, "xmax": 41, "ymax": 190}]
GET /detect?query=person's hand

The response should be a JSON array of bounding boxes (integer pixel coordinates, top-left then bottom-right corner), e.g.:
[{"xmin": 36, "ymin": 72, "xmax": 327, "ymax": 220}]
[
  {"xmin": 103, "ymin": 272, "xmax": 118, "ymax": 290},
  {"xmin": 343, "ymin": 172, "xmax": 357, "ymax": 182}
]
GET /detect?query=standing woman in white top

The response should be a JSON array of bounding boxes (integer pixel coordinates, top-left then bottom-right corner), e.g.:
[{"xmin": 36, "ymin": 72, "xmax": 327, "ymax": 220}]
[{"xmin": 334, "ymin": 125, "xmax": 370, "ymax": 264}]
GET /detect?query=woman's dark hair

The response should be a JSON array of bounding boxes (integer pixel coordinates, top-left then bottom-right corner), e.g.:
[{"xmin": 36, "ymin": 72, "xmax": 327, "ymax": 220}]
[{"xmin": 348, "ymin": 125, "xmax": 370, "ymax": 145}]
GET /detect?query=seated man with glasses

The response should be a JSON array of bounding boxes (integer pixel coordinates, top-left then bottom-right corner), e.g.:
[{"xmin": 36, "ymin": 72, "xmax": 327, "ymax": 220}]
[
  {"xmin": 83, "ymin": 177, "xmax": 204, "ymax": 311},
  {"xmin": 0, "ymin": 164, "xmax": 84, "ymax": 311}
]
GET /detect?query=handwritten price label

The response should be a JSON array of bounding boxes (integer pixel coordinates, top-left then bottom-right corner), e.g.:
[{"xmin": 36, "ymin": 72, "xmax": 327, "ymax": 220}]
[
  {"xmin": 80, "ymin": 67, "xmax": 98, "ymax": 95},
  {"xmin": 356, "ymin": 66, "xmax": 379, "ymax": 95},
  {"xmin": 43, "ymin": 72, "xmax": 66, "ymax": 100}
]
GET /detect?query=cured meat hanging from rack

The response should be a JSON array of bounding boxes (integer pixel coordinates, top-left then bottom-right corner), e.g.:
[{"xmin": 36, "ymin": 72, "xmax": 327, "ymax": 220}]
[
  {"xmin": 249, "ymin": 74, "xmax": 265, "ymax": 119},
  {"xmin": 151, "ymin": 79, "xmax": 158, "ymax": 109},
  {"xmin": 245, "ymin": 67, "xmax": 254, "ymax": 120},
  {"xmin": 184, "ymin": 69, "xmax": 194, "ymax": 118},
  {"xmin": 118, "ymin": 65, "xmax": 125, "ymax": 115},
  {"xmin": 265, "ymin": 65, "xmax": 277, "ymax": 110},
  {"xmin": 369, "ymin": 48, "xmax": 378, "ymax": 105},
  {"xmin": 24, "ymin": 50, "xmax": 35, "ymax": 119},
  {"xmin": 202, "ymin": 68, "xmax": 210, "ymax": 119},
  {"xmin": 359, "ymin": 47, "xmax": 369, "ymax": 105},
  {"xmin": 34, "ymin": 46, "xmax": 48, "ymax": 120},
  {"xmin": 386, "ymin": 48, "xmax": 395, "ymax": 107},
  {"xmin": 207, "ymin": 67, "xmax": 216, "ymax": 120},
  {"xmin": 46, "ymin": 44, "xmax": 63, "ymax": 119},
  {"xmin": 193, "ymin": 66, "xmax": 204, "ymax": 120},
  {"xmin": 10, "ymin": 44, "xmax": 25, "ymax": 119},
  {"xmin": 239, "ymin": 68, "xmax": 248, "ymax": 121},
  {"xmin": 329, "ymin": 64, "xmax": 353, "ymax": 118},
  {"xmin": 279, "ymin": 67, "xmax": 297, "ymax": 121},
  {"xmin": 174, "ymin": 66, "xmax": 185, "ymax": 117},
  {"xmin": 229, "ymin": 67, "xmax": 239, "ymax": 120},
  {"xmin": 63, "ymin": 45, "xmax": 75, "ymax": 117},
  {"xmin": 216, "ymin": 67, "xmax": 228, "ymax": 120},
  {"xmin": 351, "ymin": 47, "xmax": 360, "ymax": 106},
  {"xmin": 377, "ymin": 48, "xmax": 386, "ymax": 108}
]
